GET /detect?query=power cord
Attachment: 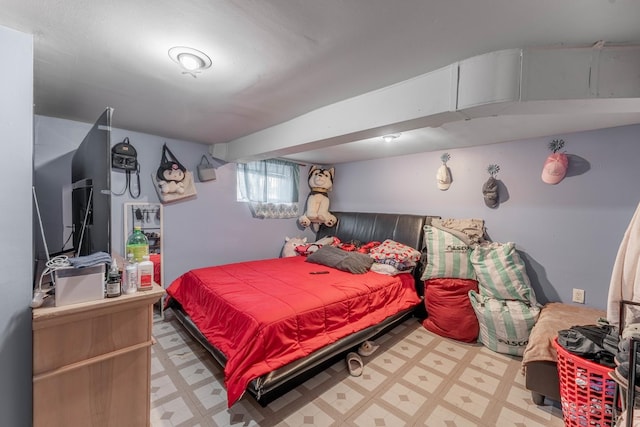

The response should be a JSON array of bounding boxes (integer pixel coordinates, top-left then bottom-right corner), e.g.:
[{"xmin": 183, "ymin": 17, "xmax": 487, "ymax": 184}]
[{"xmin": 31, "ymin": 255, "xmax": 71, "ymax": 308}]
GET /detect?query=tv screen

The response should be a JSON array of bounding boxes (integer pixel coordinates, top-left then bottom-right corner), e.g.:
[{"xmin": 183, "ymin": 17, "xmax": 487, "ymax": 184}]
[{"xmin": 71, "ymin": 107, "xmax": 112, "ymax": 256}]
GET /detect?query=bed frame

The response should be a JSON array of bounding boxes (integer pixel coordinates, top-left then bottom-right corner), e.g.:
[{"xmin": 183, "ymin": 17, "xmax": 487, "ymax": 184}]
[
  {"xmin": 169, "ymin": 211, "xmax": 429, "ymax": 405},
  {"xmin": 526, "ymin": 362, "xmax": 561, "ymax": 405}
]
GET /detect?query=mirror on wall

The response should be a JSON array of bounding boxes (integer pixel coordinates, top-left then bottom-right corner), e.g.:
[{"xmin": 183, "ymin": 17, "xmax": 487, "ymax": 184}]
[{"xmin": 123, "ymin": 202, "xmax": 164, "ymax": 290}]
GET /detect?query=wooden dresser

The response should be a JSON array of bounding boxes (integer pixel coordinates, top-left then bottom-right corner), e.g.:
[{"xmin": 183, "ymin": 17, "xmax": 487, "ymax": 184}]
[{"xmin": 32, "ymin": 284, "xmax": 164, "ymax": 427}]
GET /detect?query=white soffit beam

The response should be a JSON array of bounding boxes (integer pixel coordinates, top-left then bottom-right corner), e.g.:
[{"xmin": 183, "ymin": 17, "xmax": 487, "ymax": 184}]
[
  {"xmin": 212, "ymin": 45, "xmax": 640, "ymax": 163},
  {"xmin": 211, "ymin": 64, "xmax": 461, "ymax": 162}
]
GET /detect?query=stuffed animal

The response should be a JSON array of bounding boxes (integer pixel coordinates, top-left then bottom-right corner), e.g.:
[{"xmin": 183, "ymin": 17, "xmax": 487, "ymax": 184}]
[
  {"xmin": 158, "ymin": 164, "xmax": 186, "ymax": 194},
  {"xmin": 293, "ymin": 235, "xmax": 340, "ymax": 256},
  {"xmin": 158, "ymin": 180, "xmax": 185, "ymax": 194},
  {"xmin": 299, "ymin": 165, "xmax": 337, "ymax": 231},
  {"xmin": 282, "ymin": 236, "xmax": 307, "ymax": 257}
]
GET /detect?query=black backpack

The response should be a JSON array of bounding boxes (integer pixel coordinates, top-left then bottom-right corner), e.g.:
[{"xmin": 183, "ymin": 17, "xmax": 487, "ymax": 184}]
[{"xmin": 112, "ymin": 137, "xmax": 138, "ymax": 171}]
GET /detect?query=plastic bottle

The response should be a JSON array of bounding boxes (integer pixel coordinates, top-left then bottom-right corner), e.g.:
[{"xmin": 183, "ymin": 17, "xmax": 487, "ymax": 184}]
[
  {"xmin": 137, "ymin": 255, "xmax": 154, "ymax": 291},
  {"xmin": 123, "ymin": 253, "xmax": 138, "ymax": 294},
  {"xmin": 126, "ymin": 226, "xmax": 149, "ymax": 263},
  {"xmin": 106, "ymin": 257, "xmax": 121, "ymax": 298}
]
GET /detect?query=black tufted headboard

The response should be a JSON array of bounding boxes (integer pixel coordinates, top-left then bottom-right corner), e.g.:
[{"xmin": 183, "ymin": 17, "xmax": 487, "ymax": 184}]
[
  {"xmin": 316, "ymin": 211, "xmax": 428, "ymax": 250},
  {"xmin": 316, "ymin": 211, "xmax": 434, "ymax": 297}
]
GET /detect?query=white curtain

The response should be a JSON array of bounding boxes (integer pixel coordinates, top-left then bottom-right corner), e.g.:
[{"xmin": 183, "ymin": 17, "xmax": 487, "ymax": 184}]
[{"xmin": 237, "ymin": 159, "xmax": 300, "ymax": 219}]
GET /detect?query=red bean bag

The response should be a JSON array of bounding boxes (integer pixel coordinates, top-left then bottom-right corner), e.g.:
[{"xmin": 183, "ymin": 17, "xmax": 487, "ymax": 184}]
[{"xmin": 422, "ymin": 278, "xmax": 479, "ymax": 343}]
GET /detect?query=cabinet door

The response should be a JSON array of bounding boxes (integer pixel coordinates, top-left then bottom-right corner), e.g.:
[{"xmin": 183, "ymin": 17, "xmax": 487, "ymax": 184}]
[
  {"xmin": 34, "ymin": 348, "xmax": 150, "ymax": 427},
  {"xmin": 33, "ymin": 301, "xmax": 155, "ymax": 427}
]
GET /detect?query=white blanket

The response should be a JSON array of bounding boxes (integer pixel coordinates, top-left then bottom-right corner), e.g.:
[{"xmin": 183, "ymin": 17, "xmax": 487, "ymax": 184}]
[{"xmin": 607, "ymin": 201, "xmax": 640, "ymax": 327}]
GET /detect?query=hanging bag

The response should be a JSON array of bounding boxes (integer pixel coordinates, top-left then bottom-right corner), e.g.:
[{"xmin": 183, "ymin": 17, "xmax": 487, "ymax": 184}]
[
  {"xmin": 156, "ymin": 143, "xmax": 185, "ymax": 182},
  {"xmin": 152, "ymin": 143, "xmax": 197, "ymax": 203},
  {"xmin": 111, "ymin": 137, "xmax": 138, "ymax": 171},
  {"xmin": 111, "ymin": 137, "xmax": 141, "ymax": 198},
  {"xmin": 197, "ymin": 155, "xmax": 217, "ymax": 182}
]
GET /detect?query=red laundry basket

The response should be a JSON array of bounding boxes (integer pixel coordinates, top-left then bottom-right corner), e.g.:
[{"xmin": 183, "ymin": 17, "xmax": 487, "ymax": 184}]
[{"xmin": 554, "ymin": 338, "xmax": 616, "ymax": 427}]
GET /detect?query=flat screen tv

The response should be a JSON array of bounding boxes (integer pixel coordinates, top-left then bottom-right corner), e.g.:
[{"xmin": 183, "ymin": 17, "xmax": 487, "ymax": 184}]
[{"xmin": 71, "ymin": 107, "xmax": 112, "ymax": 256}]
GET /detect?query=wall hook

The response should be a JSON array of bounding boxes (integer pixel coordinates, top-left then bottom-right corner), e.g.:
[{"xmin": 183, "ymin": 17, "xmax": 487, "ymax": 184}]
[
  {"xmin": 440, "ymin": 153, "xmax": 450, "ymax": 164},
  {"xmin": 487, "ymin": 164, "xmax": 500, "ymax": 178},
  {"xmin": 548, "ymin": 138, "xmax": 566, "ymax": 153}
]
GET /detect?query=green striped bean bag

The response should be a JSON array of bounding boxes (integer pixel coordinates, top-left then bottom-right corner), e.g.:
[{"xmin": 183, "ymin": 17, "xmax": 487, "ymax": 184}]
[
  {"xmin": 469, "ymin": 291, "xmax": 540, "ymax": 356},
  {"xmin": 470, "ymin": 242, "xmax": 537, "ymax": 305}
]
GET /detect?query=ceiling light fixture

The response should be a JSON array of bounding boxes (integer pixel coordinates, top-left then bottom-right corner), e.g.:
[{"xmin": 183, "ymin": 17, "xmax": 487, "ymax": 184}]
[
  {"xmin": 168, "ymin": 46, "xmax": 212, "ymax": 77},
  {"xmin": 382, "ymin": 133, "xmax": 401, "ymax": 142}
]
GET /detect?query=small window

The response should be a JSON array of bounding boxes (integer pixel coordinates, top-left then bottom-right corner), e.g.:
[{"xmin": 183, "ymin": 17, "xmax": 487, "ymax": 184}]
[{"xmin": 237, "ymin": 159, "xmax": 300, "ymax": 219}]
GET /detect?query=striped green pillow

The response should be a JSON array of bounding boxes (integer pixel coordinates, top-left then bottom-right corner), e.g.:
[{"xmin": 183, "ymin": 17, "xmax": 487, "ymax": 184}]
[
  {"xmin": 470, "ymin": 242, "xmax": 537, "ymax": 305},
  {"xmin": 469, "ymin": 291, "xmax": 540, "ymax": 356},
  {"xmin": 421, "ymin": 225, "xmax": 476, "ymax": 280}
]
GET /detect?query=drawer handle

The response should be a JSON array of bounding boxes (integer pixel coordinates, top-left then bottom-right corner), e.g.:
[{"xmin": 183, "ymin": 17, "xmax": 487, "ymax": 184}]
[{"xmin": 33, "ymin": 340, "xmax": 153, "ymax": 383}]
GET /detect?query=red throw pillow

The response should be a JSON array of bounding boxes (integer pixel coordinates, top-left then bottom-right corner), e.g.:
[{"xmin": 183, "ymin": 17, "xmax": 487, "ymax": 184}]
[
  {"xmin": 422, "ymin": 278, "xmax": 479, "ymax": 343},
  {"xmin": 356, "ymin": 241, "xmax": 381, "ymax": 254}
]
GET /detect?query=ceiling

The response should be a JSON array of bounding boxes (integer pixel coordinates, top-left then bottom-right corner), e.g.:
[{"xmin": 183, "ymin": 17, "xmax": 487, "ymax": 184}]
[{"xmin": 3, "ymin": 0, "xmax": 640, "ymax": 164}]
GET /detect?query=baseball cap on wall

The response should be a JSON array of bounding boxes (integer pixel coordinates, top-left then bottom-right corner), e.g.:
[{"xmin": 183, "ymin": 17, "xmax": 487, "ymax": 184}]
[
  {"xmin": 436, "ymin": 164, "xmax": 451, "ymax": 191},
  {"xmin": 541, "ymin": 153, "xmax": 569, "ymax": 185},
  {"xmin": 482, "ymin": 176, "xmax": 499, "ymax": 208}
]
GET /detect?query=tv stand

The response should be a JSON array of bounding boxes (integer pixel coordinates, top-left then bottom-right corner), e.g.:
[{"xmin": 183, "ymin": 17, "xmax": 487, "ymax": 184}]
[{"xmin": 32, "ymin": 284, "xmax": 164, "ymax": 426}]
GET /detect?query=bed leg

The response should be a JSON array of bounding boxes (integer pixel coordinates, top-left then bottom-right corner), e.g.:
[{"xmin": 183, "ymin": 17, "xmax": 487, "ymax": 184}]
[{"xmin": 531, "ymin": 391, "xmax": 546, "ymax": 406}]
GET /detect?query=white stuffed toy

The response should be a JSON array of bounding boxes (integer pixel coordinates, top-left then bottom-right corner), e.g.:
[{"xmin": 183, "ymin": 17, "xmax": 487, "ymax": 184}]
[
  {"xmin": 299, "ymin": 165, "xmax": 337, "ymax": 231},
  {"xmin": 159, "ymin": 179, "xmax": 185, "ymax": 194},
  {"xmin": 158, "ymin": 164, "xmax": 186, "ymax": 194},
  {"xmin": 282, "ymin": 236, "xmax": 307, "ymax": 257},
  {"xmin": 282, "ymin": 235, "xmax": 339, "ymax": 257}
]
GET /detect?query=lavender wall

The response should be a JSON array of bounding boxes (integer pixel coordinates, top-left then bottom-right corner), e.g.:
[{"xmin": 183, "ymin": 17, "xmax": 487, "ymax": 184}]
[
  {"xmin": 108, "ymin": 127, "xmax": 309, "ymax": 284},
  {"xmin": 34, "ymin": 117, "xmax": 308, "ymax": 286},
  {"xmin": 330, "ymin": 124, "xmax": 640, "ymax": 310},
  {"xmin": 35, "ymin": 115, "xmax": 640, "ymax": 311},
  {"xmin": 1, "ymin": 24, "xmax": 33, "ymax": 426}
]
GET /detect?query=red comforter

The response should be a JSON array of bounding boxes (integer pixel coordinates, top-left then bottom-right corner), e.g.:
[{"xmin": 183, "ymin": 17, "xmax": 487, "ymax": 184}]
[{"xmin": 166, "ymin": 256, "xmax": 420, "ymax": 406}]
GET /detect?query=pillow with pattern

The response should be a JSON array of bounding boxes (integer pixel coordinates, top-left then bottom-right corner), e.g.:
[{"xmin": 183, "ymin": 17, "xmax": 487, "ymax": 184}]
[
  {"xmin": 420, "ymin": 225, "xmax": 476, "ymax": 281},
  {"xmin": 369, "ymin": 239, "xmax": 421, "ymax": 265}
]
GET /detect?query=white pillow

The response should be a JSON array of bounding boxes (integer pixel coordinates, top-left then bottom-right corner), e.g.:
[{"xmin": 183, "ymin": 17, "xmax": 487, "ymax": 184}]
[
  {"xmin": 370, "ymin": 263, "xmax": 403, "ymax": 276},
  {"xmin": 369, "ymin": 239, "xmax": 421, "ymax": 264}
]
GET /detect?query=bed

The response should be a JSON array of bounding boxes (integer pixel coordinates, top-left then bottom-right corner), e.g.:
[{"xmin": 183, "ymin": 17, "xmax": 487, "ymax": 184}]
[
  {"xmin": 522, "ymin": 302, "xmax": 607, "ymax": 405},
  {"xmin": 166, "ymin": 211, "xmax": 429, "ymax": 407}
]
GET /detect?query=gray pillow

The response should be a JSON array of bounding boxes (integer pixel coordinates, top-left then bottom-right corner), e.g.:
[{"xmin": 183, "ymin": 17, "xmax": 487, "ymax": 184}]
[{"xmin": 306, "ymin": 246, "xmax": 374, "ymax": 274}]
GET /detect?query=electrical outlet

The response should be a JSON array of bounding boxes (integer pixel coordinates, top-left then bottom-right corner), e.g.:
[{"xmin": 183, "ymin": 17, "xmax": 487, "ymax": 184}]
[{"xmin": 572, "ymin": 288, "xmax": 585, "ymax": 304}]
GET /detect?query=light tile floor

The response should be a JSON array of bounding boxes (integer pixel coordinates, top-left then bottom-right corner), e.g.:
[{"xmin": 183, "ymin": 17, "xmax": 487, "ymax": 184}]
[{"xmin": 150, "ymin": 310, "xmax": 568, "ymax": 426}]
